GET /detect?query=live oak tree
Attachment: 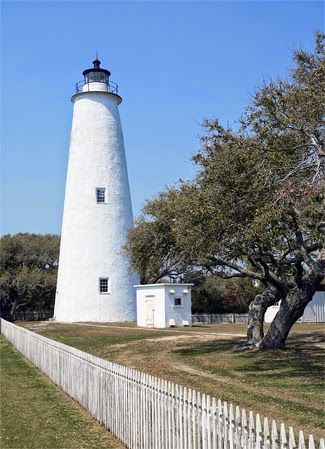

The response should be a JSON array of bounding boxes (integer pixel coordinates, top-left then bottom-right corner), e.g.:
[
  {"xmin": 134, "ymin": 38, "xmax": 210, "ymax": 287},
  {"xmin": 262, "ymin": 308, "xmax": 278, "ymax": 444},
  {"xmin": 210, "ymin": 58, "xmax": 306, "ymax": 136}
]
[
  {"xmin": 127, "ymin": 189, "xmax": 187, "ymax": 284},
  {"xmin": 0, "ymin": 233, "xmax": 60, "ymax": 320},
  {"xmin": 127, "ymin": 34, "xmax": 325, "ymax": 349},
  {"xmin": 183, "ymin": 272, "xmax": 262, "ymax": 314}
]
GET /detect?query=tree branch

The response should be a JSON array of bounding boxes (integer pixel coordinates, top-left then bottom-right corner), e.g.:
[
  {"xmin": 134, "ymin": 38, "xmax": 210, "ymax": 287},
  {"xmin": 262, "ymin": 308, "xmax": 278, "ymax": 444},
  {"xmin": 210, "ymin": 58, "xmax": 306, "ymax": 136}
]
[{"xmin": 209, "ymin": 257, "xmax": 266, "ymax": 282}]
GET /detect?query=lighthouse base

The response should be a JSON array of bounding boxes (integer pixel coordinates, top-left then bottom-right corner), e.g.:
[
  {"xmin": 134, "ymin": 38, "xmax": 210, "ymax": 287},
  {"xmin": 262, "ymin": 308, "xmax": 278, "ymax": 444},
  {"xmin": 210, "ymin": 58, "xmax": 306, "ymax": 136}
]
[{"xmin": 54, "ymin": 272, "xmax": 138, "ymax": 323}]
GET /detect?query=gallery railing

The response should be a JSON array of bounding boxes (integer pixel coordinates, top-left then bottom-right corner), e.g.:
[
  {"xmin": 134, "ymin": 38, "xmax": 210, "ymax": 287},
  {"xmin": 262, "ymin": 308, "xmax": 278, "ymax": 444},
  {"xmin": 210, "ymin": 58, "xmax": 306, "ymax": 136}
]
[{"xmin": 75, "ymin": 79, "xmax": 119, "ymax": 94}]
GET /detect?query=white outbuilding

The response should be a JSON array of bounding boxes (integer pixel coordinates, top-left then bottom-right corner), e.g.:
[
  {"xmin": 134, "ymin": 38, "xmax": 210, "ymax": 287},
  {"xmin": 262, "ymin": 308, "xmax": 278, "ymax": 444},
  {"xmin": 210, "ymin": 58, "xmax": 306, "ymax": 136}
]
[{"xmin": 135, "ymin": 284, "xmax": 193, "ymax": 328}]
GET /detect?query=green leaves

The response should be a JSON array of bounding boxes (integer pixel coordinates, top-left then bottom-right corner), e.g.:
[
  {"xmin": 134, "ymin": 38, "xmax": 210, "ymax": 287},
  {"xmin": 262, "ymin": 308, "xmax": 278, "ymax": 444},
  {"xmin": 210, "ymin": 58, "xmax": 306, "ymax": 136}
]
[
  {"xmin": 127, "ymin": 33, "xmax": 324, "ymax": 292},
  {"xmin": 0, "ymin": 233, "xmax": 60, "ymax": 319}
]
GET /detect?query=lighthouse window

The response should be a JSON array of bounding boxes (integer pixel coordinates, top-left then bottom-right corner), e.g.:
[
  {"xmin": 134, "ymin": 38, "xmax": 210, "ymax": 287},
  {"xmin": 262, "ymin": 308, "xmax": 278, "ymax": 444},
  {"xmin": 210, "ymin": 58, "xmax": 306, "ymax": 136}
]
[
  {"xmin": 99, "ymin": 277, "xmax": 109, "ymax": 293},
  {"xmin": 96, "ymin": 188, "xmax": 106, "ymax": 203}
]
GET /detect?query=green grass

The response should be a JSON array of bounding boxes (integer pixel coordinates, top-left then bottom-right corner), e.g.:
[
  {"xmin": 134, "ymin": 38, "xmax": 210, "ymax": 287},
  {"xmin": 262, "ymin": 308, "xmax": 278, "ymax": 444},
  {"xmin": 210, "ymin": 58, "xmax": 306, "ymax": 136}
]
[
  {"xmin": 172, "ymin": 333, "xmax": 325, "ymax": 434},
  {"xmin": 17, "ymin": 322, "xmax": 183, "ymax": 357},
  {"xmin": 0, "ymin": 336, "xmax": 123, "ymax": 449},
  {"xmin": 17, "ymin": 321, "xmax": 325, "ymax": 439}
]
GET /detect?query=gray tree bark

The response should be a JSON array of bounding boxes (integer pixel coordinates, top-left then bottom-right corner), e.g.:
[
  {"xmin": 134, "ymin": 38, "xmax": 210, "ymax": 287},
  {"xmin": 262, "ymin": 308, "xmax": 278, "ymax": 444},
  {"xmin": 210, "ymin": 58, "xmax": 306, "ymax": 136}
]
[
  {"xmin": 246, "ymin": 288, "xmax": 282, "ymax": 346},
  {"xmin": 9, "ymin": 299, "xmax": 19, "ymax": 321},
  {"xmin": 259, "ymin": 289, "xmax": 313, "ymax": 349},
  {"xmin": 259, "ymin": 256, "xmax": 325, "ymax": 350}
]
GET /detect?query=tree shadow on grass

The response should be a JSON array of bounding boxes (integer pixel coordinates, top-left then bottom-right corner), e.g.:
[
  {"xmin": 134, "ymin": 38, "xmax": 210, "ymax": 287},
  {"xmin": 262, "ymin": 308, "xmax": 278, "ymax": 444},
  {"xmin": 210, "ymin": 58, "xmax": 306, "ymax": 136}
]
[
  {"xmin": 238, "ymin": 331, "xmax": 325, "ymax": 380},
  {"xmin": 174, "ymin": 332, "xmax": 325, "ymax": 382},
  {"xmin": 174, "ymin": 338, "xmax": 239, "ymax": 356}
]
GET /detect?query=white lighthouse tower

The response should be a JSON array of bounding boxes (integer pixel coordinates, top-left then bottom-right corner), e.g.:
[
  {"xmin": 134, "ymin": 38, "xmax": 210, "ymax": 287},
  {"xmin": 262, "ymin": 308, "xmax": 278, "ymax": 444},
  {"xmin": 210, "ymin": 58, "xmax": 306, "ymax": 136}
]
[{"xmin": 54, "ymin": 58, "xmax": 138, "ymax": 322}]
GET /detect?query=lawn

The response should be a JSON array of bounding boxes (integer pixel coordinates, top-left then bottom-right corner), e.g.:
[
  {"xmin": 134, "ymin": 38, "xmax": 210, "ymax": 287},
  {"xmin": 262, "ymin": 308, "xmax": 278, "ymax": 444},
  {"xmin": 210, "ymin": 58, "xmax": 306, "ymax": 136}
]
[
  {"xmin": 17, "ymin": 321, "xmax": 325, "ymax": 440},
  {"xmin": 0, "ymin": 336, "xmax": 124, "ymax": 449}
]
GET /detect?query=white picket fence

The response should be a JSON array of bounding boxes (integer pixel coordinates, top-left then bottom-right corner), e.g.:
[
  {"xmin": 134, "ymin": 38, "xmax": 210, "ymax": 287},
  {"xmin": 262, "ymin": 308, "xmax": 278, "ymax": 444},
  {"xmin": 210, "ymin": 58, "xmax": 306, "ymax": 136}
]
[{"xmin": 1, "ymin": 319, "xmax": 323, "ymax": 449}]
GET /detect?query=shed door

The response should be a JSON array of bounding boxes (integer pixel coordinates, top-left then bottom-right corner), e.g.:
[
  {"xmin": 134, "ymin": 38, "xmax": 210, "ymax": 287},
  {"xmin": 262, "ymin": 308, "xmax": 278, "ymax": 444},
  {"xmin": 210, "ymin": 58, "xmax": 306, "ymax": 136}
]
[{"xmin": 145, "ymin": 300, "xmax": 155, "ymax": 327}]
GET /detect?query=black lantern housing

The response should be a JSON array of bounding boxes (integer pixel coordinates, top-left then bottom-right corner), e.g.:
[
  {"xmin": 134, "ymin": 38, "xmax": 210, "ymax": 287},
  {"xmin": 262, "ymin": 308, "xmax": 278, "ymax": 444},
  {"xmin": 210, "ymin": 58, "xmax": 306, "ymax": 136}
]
[
  {"xmin": 75, "ymin": 58, "xmax": 119, "ymax": 95},
  {"xmin": 82, "ymin": 58, "xmax": 111, "ymax": 85}
]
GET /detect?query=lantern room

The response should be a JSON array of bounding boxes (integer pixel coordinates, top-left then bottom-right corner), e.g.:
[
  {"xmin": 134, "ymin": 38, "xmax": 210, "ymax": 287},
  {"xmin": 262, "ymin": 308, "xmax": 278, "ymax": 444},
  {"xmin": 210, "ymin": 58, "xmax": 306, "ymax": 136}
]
[{"xmin": 75, "ymin": 58, "xmax": 119, "ymax": 94}]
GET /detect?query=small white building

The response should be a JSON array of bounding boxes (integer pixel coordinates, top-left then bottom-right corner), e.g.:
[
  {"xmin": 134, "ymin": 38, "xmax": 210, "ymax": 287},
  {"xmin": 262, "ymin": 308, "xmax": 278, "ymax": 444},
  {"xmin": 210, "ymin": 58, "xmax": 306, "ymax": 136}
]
[
  {"xmin": 264, "ymin": 291, "xmax": 325, "ymax": 323},
  {"xmin": 135, "ymin": 284, "xmax": 193, "ymax": 328}
]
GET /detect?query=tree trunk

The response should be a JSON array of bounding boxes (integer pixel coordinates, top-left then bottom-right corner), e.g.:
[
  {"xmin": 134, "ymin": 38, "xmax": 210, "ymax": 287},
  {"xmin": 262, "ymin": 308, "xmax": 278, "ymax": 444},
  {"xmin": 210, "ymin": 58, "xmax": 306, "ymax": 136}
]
[
  {"xmin": 260, "ymin": 256, "xmax": 325, "ymax": 350},
  {"xmin": 246, "ymin": 288, "xmax": 282, "ymax": 345},
  {"xmin": 259, "ymin": 289, "xmax": 312, "ymax": 349},
  {"xmin": 9, "ymin": 300, "xmax": 19, "ymax": 321}
]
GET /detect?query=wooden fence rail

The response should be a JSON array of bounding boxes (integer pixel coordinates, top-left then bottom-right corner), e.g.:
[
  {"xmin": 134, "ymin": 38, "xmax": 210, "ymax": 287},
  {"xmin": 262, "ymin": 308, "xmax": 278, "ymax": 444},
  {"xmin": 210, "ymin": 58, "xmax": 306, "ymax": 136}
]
[
  {"xmin": 14, "ymin": 310, "xmax": 53, "ymax": 321},
  {"xmin": 192, "ymin": 314, "xmax": 249, "ymax": 324},
  {"xmin": 1, "ymin": 319, "xmax": 323, "ymax": 449}
]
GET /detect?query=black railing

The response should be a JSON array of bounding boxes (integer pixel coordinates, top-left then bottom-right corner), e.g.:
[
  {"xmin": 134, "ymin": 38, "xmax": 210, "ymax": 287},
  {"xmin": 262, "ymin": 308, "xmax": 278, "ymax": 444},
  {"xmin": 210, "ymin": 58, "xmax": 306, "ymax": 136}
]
[{"xmin": 75, "ymin": 80, "xmax": 119, "ymax": 94}]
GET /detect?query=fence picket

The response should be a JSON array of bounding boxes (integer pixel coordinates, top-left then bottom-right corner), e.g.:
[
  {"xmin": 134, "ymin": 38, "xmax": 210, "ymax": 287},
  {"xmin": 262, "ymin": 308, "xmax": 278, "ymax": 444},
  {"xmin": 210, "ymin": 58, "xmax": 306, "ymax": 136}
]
[
  {"xmin": 289, "ymin": 427, "xmax": 296, "ymax": 449},
  {"xmin": 224, "ymin": 402, "xmax": 229, "ymax": 449},
  {"xmin": 202, "ymin": 394, "xmax": 208, "ymax": 449},
  {"xmin": 229, "ymin": 403, "xmax": 235, "ymax": 449},
  {"xmin": 234, "ymin": 406, "xmax": 241, "ymax": 449},
  {"xmin": 280, "ymin": 423, "xmax": 287, "ymax": 449},
  {"xmin": 309, "ymin": 435, "xmax": 316, "ymax": 449},
  {"xmin": 197, "ymin": 392, "xmax": 202, "ymax": 449},
  {"xmin": 186, "ymin": 387, "xmax": 191, "ymax": 449},
  {"xmin": 171, "ymin": 383, "xmax": 176, "ymax": 449},
  {"xmin": 157, "ymin": 377, "xmax": 161, "ymax": 449},
  {"xmin": 211, "ymin": 397, "xmax": 217, "ymax": 449},
  {"xmin": 255, "ymin": 414, "xmax": 262, "ymax": 449},
  {"xmin": 184, "ymin": 387, "xmax": 188, "ymax": 449},
  {"xmin": 241, "ymin": 409, "xmax": 248, "ymax": 449},
  {"xmin": 177, "ymin": 383, "xmax": 181, "ymax": 449},
  {"xmin": 298, "ymin": 431, "xmax": 306, "ymax": 449},
  {"xmin": 140, "ymin": 371, "xmax": 144, "ymax": 449},
  {"xmin": 207, "ymin": 395, "xmax": 212, "ymax": 449},
  {"xmin": 192, "ymin": 390, "xmax": 198, "ymax": 449},
  {"xmin": 271, "ymin": 420, "xmax": 279, "ymax": 449},
  {"xmin": 264, "ymin": 417, "xmax": 271, "ymax": 449},
  {"xmin": 249, "ymin": 411, "xmax": 255, "ymax": 449},
  {"xmin": 167, "ymin": 381, "xmax": 172, "ymax": 449}
]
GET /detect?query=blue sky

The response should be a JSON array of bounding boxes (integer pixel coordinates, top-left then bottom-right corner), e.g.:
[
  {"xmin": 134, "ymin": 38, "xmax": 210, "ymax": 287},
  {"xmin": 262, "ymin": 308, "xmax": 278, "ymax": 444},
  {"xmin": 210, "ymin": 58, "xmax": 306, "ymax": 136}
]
[{"xmin": 1, "ymin": 1, "xmax": 323, "ymax": 235}]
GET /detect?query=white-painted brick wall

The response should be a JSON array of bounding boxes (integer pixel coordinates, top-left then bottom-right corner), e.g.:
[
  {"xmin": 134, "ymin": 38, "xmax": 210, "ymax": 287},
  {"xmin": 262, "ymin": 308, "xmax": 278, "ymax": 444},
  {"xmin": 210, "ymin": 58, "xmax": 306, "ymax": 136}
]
[{"xmin": 54, "ymin": 88, "xmax": 138, "ymax": 322}]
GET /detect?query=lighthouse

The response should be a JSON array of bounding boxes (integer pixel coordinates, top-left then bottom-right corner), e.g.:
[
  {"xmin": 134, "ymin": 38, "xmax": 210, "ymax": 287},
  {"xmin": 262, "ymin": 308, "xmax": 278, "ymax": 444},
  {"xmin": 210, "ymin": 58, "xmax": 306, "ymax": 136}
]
[{"xmin": 54, "ymin": 58, "xmax": 138, "ymax": 322}]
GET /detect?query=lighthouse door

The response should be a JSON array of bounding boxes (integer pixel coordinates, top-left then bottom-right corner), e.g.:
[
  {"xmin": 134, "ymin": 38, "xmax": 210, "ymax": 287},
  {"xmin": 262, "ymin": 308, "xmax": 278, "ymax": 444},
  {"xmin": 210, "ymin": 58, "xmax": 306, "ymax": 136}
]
[{"xmin": 145, "ymin": 300, "xmax": 155, "ymax": 328}]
